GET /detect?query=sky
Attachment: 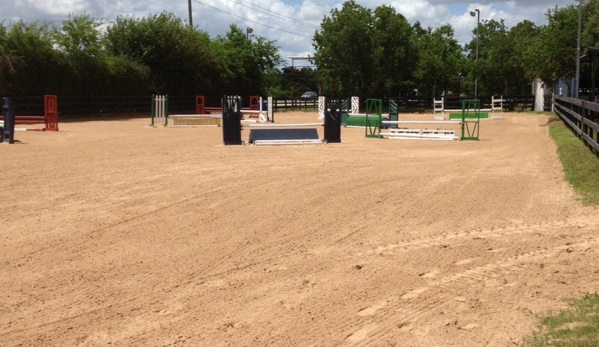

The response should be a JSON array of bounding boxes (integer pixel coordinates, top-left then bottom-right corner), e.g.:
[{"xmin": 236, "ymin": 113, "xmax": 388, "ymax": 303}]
[{"xmin": 3, "ymin": 0, "xmax": 576, "ymax": 67}]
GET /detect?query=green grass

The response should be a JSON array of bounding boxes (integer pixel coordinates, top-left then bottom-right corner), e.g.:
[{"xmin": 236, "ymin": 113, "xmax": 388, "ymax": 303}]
[
  {"xmin": 344, "ymin": 116, "xmax": 381, "ymax": 127},
  {"xmin": 275, "ymin": 108, "xmax": 318, "ymax": 113},
  {"xmin": 521, "ymin": 293, "xmax": 599, "ymax": 347},
  {"xmin": 547, "ymin": 114, "xmax": 599, "ymax": 204},
  {"xmin": 448, "ymin": 112, "xmax": 489, "ymax": 119}
]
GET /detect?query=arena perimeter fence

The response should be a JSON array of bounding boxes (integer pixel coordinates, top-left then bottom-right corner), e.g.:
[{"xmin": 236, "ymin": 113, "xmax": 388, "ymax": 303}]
[
  {"xmin": 274, "ymin": 96, "xmax": 539, "ymax": 113},
  {"xmin": 0, "ymin": 95, "xmax": 539, "ymax": 120},
  {"xmin": 554, "ymin": 95, "xmax": 599, "ymax": 154}
]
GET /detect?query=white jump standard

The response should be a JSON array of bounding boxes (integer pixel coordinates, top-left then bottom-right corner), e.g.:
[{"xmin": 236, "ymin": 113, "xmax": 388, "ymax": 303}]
[
  {"xmin": 150, "ymin": 94, "xmax": 168, "ymax": 127},
  {"xmin": 491, "ymin": 95, "xmax": 503, "ymax": 119}
]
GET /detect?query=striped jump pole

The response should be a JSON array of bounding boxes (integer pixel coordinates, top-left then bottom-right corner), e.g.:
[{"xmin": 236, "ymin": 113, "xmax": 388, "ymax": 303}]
[{"xmin": 150, "ymin": 94, "xmax": 169, "ymax": 127}]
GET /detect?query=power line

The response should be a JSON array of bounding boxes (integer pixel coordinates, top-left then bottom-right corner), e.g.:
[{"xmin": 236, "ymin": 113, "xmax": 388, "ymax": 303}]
[
  {"xmin": 192, "ymin": 0, "xmax": 314, "ymax": 38},
  {"xmin": 281, "ymin": 0, "xmax": 330, "ymax": 16},
  {"xmin": 219, "ymin": 0, "xmax": 320, "ymax": 30}
]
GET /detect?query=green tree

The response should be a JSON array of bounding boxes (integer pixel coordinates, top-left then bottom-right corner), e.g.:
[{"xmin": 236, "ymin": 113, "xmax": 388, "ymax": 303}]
[
  {"xmin": 0, "ymin": 22, "xmax": 18, "ymax": 96},
  {"xmin": 53, "ymin": 14, "xmax": 151, "ymax": 95},
  {"xmin": 211, "ymin": 25, "xmax": 283, "ymax": 97},
  {"xmin": 312, "ymin": 1, "xmax": 416, "ymax": 98},
  {"xmin": 53, "ymin": 13, "xmax": 103, "ymax": 58},
  {"xmin": 465, "ymin": 19, "xmax": 531, "ymax": 96},
  {"xmin": 508, "ymin": 20, "xmax": 540, "ymax": 94},
  {"xmin": 313, "ymin": 0, "xmax": 374, "ymax": 97},
  {"xmin": 582, "ymin": 0, "xmax": 599, "ymax": 47},
  {"xmin": 529, "ymin": 5, "xmax": 578, "ymax": 96},
  {"xmin": 263, "ymin": 68, "xmax": 289, "ymax": 98},
  {"xmin": 0, "ymin": 20, "xmax": 64, "ymax": 95},
  {"xmin": 211, "ymin": 25, "xmax": 281, "ymax": 97},
  {"xmin": 105, "ymin": 12, "xmax": 214, "ymax": 94},
  {"xmin": 413, "ymin": 23, "xmax": 465, "ymax": 97},
  {"xmin": 278, "ymin": 66, "xmax": 318, "ymax": 98},
  {"xmin": 370, "ymin": 6, "xmax": 416, "ymax": 96},
  {"xmin": 53, "ymin": 13, "xmax": 107, "ymax": 95}
]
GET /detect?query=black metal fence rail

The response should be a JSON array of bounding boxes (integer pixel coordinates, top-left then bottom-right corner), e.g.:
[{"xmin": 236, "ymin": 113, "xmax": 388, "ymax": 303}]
[
  {"xmin": 60, "ymin": 96, "xmax": 149, "ymax": 119},
  {"xmin": 58, "ymin": 95, "xmax": 202, "ymax": 119},
  {"xmin": 1, "ymin": 95, "xmax": 203, "ymax": 120},
  {"xmin": 7, "ymin": 96, "xmax": 45, "ymax": 115},
  {"xmin": 554, "ymin": 95, "xmax": 599, "ymax": 153},
  {"xmin": 0, "ymin": 94, "xmax": 539, "ymax": 119},
  {"xmin": 270, "ymin": 95, "xmax": 536, "ymax": 113},
  {"xmin": 273, "ymin": 98, "xmax": 318, "ymax": 111},
  {"xmin": 435, "ymin": 95, "xmax": 535, "ymax": 112}
]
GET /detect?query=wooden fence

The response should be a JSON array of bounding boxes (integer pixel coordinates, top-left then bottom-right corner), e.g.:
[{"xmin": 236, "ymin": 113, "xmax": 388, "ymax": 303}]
[{"xmin": 554, "ymin": 95, "xmax": 599, "ymax": 153}]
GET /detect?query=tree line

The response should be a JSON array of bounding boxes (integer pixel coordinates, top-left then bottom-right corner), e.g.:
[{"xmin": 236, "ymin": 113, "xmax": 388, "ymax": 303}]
[
  {"xmin": 313, "ymin": 0, "xmax": 599, "ymax": 99},
  {"xmin": 0, "ymin": 12, "xmax": 282, "ymax": 98},
  {"xmin": 2, "ymin": 1, "xmax": 599, "ymax": 99}
]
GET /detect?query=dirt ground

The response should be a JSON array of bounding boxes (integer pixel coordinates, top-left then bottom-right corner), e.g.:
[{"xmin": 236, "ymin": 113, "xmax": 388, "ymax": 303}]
[{"xmin": 1, "ymin": 111, "xmax": 598, "ymax": 347}]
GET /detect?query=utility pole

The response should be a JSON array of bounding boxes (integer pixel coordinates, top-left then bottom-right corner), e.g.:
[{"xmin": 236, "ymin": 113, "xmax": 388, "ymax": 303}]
[
  {"xmin": 470, "ymin": 9, "xmax": 480, "ymax": 99},
  {"xmin": 576, "ymin": 0, "xmax": 583, "ymax": 98},
  {"xmin": 188, "ymin": 0, "xmax": 193, "ymax": 27}
]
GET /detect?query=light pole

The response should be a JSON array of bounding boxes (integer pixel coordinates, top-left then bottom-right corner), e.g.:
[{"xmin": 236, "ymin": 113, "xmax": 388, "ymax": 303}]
[
  {"xmin": 188, "ymin": 0, "xmax": 193, "ymax": 27},
  {"xmin": 576, "ymin": 0, "xmax": 584, "ymax": 98},
  {"xmin": 470, "ymin": 9, "xmax": 480, "ymax": 99},
  {"xmin": 246, "ymin": 27, "xmax": 253, "ymax": 40}
]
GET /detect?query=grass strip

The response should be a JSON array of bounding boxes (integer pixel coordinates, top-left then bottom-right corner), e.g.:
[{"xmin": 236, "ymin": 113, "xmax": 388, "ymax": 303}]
[
  {"xmin": 521, "ymin": 293, "xmax": 599, "ymax": 347},
  {"xmin": 547, "ymin": 114, "xmax": 599, "ymax": 205}
]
